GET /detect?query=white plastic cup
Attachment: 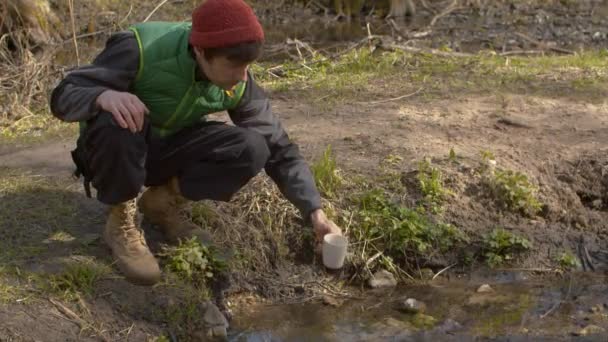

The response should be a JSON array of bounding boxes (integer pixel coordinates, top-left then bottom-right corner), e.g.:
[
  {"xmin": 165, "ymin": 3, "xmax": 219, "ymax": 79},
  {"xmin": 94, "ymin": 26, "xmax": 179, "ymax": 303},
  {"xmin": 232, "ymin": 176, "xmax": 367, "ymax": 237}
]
[{"xmin": 322, "ymin": 233, "xmax": 348, "ymax": 269}]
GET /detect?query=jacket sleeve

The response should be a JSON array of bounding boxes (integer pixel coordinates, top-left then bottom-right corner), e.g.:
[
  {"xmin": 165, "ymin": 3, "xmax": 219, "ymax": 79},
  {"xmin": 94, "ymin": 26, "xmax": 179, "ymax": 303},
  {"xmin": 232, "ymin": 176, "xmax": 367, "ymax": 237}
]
[
  {"xmin": 228, "ymin": 73, "xmax": 322, "ymax": 220},
  {"xmin": 49, "ymin": 31, "xmax": 140, "ymax": 122}
]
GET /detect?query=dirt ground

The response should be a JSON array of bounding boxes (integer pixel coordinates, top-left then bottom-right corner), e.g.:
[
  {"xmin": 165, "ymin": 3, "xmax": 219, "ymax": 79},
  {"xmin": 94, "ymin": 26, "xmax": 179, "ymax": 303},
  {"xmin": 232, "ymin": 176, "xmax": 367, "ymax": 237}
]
[
  {"xmin": 1, "ymin": 0, "xmax": 607, "ymax": 341},
  {"xmin": 1, "ymin": 88, "xmax": 607, "ymax": 341}
]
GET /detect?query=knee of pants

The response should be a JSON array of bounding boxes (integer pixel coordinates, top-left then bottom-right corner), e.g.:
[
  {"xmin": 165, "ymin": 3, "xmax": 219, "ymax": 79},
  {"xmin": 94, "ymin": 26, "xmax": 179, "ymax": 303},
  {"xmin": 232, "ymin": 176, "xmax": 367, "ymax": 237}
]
[{"xmin": 239, "ymin": 129, "xmax": 271, "ymax": 171}]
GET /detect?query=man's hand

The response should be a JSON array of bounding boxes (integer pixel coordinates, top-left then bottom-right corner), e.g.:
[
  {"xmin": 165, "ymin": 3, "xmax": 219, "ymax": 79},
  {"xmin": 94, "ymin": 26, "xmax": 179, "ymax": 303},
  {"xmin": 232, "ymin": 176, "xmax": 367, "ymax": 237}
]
[
  {"xmin": 311, "ymin": 209, "xmax": 342, "ymax": 249},
  {"xmin": 96, "ymin": 90, "xmax": 149, "ymax": 133}
]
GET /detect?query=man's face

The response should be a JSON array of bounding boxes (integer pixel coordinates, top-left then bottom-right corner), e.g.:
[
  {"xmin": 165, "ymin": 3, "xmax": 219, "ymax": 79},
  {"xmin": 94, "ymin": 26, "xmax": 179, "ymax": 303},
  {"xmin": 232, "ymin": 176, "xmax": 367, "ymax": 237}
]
[{"xmin": 194, "ymin": 48, "xmax": 249, "ymax": 91}]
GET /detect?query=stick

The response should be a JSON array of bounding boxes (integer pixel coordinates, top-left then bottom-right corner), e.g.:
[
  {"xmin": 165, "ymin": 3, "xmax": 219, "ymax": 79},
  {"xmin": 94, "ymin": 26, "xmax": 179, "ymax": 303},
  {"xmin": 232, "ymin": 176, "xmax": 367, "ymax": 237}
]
[
  {"xmin": 515, "ymin": 32, "xmax": 575, "ymax": 55},
  {"xmin": 144, "ymin": 0, "xmax": 170, "ymax": 22},
  {"xmin": 432, "ymin": 262, "xmax": 457, "ymax": 280},
  {"xmin": 540, "ymin": 275, "xmax": 573, "ymax": 319},
  {"xmin": 355, "ymin": 88, "xmax": 423, "ymax": 105},
  {"xmin": 430, "ymin": 0, "xmax": 460, "ymax": 27},
  {"xmin": 67, "ymin": 0, "xmax": 80, "ymax": 66}
]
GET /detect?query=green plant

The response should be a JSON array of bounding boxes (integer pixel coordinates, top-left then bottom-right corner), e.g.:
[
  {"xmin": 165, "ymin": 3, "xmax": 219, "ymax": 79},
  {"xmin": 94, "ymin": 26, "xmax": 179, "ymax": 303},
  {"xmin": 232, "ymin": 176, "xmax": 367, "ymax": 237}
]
[
  {"xmin": 483, "ymin": 228, "xmax": 531, "ymax": 267},
  {"xmin": 449, "ymin": 147, "xmax": 457, "ymax": 163},
  {"xmin": 417, "ymin": 159, "xmax": 451, "ymax": 213},
  {"xmin": 491, "ymin": 169, "xmax": 543, "ymax": 216},
  {"xmin": 161, "ymin": 238, "xmax": 226, "ymax": 285},
  {"xmin": 49, "ymin": 260, "xmax": 110, "ymax": 298},
  {"xmin": 312, "ymin": 145, "xmax": 343, "ymax": 197},
  {"xmin": 355, "ymin": 189, "xmax": 468, "ymax": 260},
  {"xmin": 558, "ymin": 251, "xmax": 580, "ymax": 270}
]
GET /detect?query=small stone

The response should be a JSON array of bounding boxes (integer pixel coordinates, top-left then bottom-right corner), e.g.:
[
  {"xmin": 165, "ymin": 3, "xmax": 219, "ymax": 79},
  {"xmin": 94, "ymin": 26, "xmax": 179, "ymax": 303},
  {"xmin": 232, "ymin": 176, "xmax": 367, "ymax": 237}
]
[
  {"xmin": 477, "ymin": 284, "xmax": 494, "ymax": 293},
  {"xmin": 590, "ymin": 305, "xmax": 603, "ymax": 314},
  {"xmin": 202, "ymin": 301, "xmax": 229, "ymax": 340},
  {"xmin": 433, "ymin": 319, "xmax": 462, "ymax": 334},
  {"xmin": 322, "ymin": 295, "xmax": 344, "ymax": 307},
  {"xmin": 368, "ymin": 270, "xmax": 397, "ymax": 288},
  {"xmin": 592, "ymin": 199, "xmax": 603, "ymax": 210},
  {"xmin": 397, "ymin": 298, "xmax": 427, "ymax": 314},
  {"xmin": 576, "ymin": 325, "xmax": 605, "ymax": 336},
  {"xmin": 419, "ymin": 268, "xmax": 434, "ymax": 280}
]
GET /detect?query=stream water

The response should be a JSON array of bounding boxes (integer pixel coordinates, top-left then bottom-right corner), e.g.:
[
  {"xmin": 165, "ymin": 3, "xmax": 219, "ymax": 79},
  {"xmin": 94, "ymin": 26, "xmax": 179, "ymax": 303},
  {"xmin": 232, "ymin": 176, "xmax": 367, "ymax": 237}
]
[{"xmin": 229, "ymin": 271, "xmax": 608, "ymax": 341}]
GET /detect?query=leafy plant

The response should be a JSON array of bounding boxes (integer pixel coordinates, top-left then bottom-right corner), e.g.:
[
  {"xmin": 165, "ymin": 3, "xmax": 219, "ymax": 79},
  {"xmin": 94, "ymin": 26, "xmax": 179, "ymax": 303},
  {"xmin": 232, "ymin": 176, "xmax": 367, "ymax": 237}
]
[
  {"xmin": 417, "ymin": 159, "xmax": 451, "ymax": 213},
  {"xmin": 312, "ymin": 145, "xmax": 343, "ymax": 198},
  {"xmin": 483, "ymin": 228, "xmax": 531, "ymax": 267},
  {"xmin": 161, "ymin": 238, "xmax": 226, "ymax": 285},
  {"xmin": 558, "ymin": 251, "xmax": 580, "ymax": 270},
  {"xmin": 491, "ymin": 169, "xmax": 543, "ymax": 216},
  {"xmin": 355, "ymin": 189, "xmax": 468, "ymax": 260}
]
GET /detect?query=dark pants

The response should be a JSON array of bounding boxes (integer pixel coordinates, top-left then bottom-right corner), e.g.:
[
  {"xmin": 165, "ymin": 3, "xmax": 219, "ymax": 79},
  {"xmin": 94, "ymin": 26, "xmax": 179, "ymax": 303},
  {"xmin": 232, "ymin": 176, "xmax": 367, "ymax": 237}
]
[{"xmin": 78, "ymin": 112, "xmax": 270, "ymax": 205}]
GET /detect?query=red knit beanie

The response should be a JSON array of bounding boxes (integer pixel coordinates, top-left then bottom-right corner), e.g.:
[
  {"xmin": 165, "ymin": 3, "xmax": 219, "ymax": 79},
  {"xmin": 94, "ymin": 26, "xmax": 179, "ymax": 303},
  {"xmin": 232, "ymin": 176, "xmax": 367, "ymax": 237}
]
[{"xmin": 189, "ymin": 0, "xmax": 265, "ymax": 48}]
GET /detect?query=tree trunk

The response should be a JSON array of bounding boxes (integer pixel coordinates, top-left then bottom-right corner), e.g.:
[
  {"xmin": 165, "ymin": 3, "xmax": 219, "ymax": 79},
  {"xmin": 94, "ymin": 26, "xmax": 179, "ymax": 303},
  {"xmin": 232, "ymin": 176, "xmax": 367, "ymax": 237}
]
[
  {"xmin": 1, "ymin": 0, "xmax": 63, "ymax": 46},
  {"xmin": 388, "ymin": 0, "xmax": 416, "ymax": 17}
]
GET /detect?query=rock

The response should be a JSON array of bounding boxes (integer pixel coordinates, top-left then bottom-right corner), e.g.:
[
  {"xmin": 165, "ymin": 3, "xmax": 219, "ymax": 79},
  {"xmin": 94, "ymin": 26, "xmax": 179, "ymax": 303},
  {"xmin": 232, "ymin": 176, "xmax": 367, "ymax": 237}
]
[
  {"xmin": 574, "ymin": 325, "xmax": 605, "ymax": 336},
  {"xmin": 477, "ymin": 284, "xmax": 494, "ymax": 293},
  {"xmin": 433, "ymin": 319, "xmax": 462, "ymax": 334},
  {"xmin": 397, "ymin": 298, "xmax": 427, "ymax": 314},
  {"xmin": 201, "ymin": 301, "xmax": 229, "ymax": 341},
  {"xmin": 592, "ymin": 199, "xmax": 603, "ymax": 210},
  {"xmin": 322, "ymin": 295, "xmax": 344, "ymax": 307},
  {"xmin": 368, "ymin": 270, "xmax": 397, "ymax": 288},
  {"xmin": 419, "ymin": 268, "xmax": 434, "ymax": 280},
  {"xmin": 590, "ymin": 305, "xmax": 603, "ymax": 314}
]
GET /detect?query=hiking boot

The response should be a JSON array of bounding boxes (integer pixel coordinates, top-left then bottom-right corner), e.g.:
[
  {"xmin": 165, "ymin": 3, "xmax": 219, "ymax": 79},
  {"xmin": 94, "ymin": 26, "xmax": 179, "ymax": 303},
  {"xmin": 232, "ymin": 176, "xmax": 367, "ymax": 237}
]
[
  {"xmin": 103, "ymin": 198, "xmax": 161, "ymax": 285},
  {"xmin": 138, "ymin": 177, "xmax": 213, "ymax": 245}
]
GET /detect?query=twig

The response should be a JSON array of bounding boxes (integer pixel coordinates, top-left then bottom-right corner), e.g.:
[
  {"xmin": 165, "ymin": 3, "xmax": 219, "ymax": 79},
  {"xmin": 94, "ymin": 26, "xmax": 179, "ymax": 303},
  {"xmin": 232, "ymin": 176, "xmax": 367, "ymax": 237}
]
[
  {"xmin": 49, "ymin": 298, "xmax": 110, "ymax": 342},
  {"xmin": 430, "ymin": 0, "xmax": 460, "ymax": 27},
  {"xmin": 365, "ymin": 251, "xmax": 383, "ymax": 267},
  {"xmin": 499, "ymin": 50, "xmax": 548, "ymax": 56},
  {"xmin": 387, "ymin": 19, "xmax": 432, "ymax": 41},
  {"xmin": 67, "ymin": 0, "xmax": 80, "ymax": 66},
  {"xmin": 540, "ymin": 275, "xmax": 573, "ymax": 319},
  {"xmin": 515, "ymin": 32, "xmax": 575, "ymax": 55},
  {"xmin": 144, "ymin": 0, "xmax": 170, "ymax": 22},
  {"xmin": 432, "ymin": 262, "xmax": 457, "ymax": 280},
  {"xmin": 386, "ymin": 43, "xmax": 474, "ymax": 57},
  {"xmin": 494, "ymin": 267, "xmax": 560, "ymax": 273},
  {"xmin": 355, "ymin": 87, "xmax": 423, "ymax": 105}
]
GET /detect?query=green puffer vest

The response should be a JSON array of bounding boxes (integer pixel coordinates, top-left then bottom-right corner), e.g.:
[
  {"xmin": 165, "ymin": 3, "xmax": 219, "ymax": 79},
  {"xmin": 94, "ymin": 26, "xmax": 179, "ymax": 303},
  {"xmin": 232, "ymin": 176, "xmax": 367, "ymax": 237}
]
[{"xmin": 129, "ymin": 22, "xmax": 246, "ymax": 137}]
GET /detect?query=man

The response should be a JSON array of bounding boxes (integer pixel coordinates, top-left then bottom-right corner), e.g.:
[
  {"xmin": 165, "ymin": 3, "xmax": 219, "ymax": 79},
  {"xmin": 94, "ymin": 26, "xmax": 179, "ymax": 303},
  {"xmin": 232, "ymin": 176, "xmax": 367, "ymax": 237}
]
[{"xmin": 50, "ymin": 0, "xmax": 342, "ymax": 286}]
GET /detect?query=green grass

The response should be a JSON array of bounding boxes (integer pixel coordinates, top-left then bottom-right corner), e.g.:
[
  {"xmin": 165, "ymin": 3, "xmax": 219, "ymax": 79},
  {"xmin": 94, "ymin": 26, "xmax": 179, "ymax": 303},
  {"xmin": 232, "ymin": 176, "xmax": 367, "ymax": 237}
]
[
  {"xmin": 49, "ymin": 259, "xmax": 110, "ymax": 299},
  {"xmin": 491, "ymin": 169, "xmax": 543, "ymax": 216},
  {"xmin": 483, "ymin": 228, "xmax": 532, "ymax": 267},
  {"xmin": 417, "ymin": 159, "xmax": 452, "ymax": 213},
  {"xmin": 353, "ymin": 189, "xmax": 468, "ymax": 263},
  {"xmin": 0, "ymin": 112, "xmax": 76, "ymax": 144},
  {"xmin": 311, "ymin": 145, "xmax": 343, "ymax": 198},
  {"xmin": 253, "ymin": 48, "xmax": 608, "ymax": 104}
]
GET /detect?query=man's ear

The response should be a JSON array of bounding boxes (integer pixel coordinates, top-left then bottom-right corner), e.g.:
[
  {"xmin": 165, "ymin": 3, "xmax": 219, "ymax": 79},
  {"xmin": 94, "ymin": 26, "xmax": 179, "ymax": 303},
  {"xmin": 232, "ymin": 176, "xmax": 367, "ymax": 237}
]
[{"xmin": 193, "ymin": 46, "xmax": 204, "ymax": 60}]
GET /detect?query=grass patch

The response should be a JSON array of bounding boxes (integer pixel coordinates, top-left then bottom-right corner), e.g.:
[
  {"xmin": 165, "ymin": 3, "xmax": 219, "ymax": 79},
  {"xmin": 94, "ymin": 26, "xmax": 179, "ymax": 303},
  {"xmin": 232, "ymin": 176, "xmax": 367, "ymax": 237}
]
[
  {"xmin": 49, "ymin": 259, "xmax": 110, "ymax": 299},
  {"xmin": 253, "ymin": 48, "xmax": 608, "ymax": 104},
  {"xmin": 417, "ymin": 159, "xmax": 452, "ymax": 213},
  {"xmin": 0, "ymin": 170, "xmax": 88, "ymax": 264},
  {"xmin": 483, "ymin": 228, "xmax": 532, "ymax": 267},
  {"xmin": 311, "ymin": 145, "xmax": 343, "ymax": 198}
]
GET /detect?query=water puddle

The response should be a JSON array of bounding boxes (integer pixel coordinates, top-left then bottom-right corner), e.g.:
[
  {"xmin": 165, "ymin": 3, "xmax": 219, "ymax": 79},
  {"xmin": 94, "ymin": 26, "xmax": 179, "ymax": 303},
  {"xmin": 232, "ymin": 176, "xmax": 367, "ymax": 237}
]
[{"xmin": 229, "ymin": 271, "xmax": 608, "ymax": 341}]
